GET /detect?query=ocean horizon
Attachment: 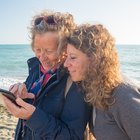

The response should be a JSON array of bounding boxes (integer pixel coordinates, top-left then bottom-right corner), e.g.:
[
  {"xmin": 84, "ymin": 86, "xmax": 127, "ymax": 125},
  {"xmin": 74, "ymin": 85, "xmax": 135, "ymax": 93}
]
[{"xmin": 0, "ymin": 44, "xmax": 140, "ymax": 89}]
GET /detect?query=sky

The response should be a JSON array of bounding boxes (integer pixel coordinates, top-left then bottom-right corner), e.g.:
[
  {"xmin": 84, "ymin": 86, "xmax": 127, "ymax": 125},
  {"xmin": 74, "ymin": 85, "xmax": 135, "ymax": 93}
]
[{"xmin": 0, "ymin": 0, "xmax": 140, "ymax": 44}]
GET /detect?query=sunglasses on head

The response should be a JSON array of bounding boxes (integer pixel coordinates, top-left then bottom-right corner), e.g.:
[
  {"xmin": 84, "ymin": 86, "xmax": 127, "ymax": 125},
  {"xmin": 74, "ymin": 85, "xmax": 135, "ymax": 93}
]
[{"xmin": 34, "ymin": 15, "xmax": 57, "ymax": 26}]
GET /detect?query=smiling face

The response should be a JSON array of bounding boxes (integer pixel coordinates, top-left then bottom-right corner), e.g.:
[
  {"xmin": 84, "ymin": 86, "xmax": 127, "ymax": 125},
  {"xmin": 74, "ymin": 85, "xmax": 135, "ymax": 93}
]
[
  {"xmin": 33, "ymin": 32, "xmax": 59, "ymax": 72},
  {"xmin": 64, "ymin": 44, "xmax": 90, "ymax": 82}
]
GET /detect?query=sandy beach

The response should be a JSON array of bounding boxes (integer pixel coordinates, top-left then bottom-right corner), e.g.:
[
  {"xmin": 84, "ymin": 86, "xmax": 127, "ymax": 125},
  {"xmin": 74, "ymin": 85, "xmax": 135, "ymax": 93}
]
[{"xmin": 0, "ymin": 97, "xmax": 18, "ymax": 140}]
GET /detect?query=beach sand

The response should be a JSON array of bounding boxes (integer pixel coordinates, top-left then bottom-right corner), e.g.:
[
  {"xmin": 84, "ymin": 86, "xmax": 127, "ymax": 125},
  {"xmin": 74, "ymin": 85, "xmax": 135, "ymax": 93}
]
[{"xmin": 0, "ymin": 96, "xmax": 18, "ymax": 140}]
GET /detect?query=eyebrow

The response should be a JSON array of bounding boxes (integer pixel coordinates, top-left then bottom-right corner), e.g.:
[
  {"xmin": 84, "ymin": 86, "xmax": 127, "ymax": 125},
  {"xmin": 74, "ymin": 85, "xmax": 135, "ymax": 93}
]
[{"xmin": 68, "ymin": 52, "xmax": 77, "ymax": 56}]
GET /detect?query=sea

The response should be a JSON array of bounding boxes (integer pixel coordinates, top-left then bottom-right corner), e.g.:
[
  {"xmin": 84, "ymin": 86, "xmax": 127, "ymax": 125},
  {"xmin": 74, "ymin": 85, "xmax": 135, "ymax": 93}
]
[
  {"xmin": 0, "ymin": 44, "xmax": 34, "ymax": 89},
  {"xmin": 0, "ymin": 44, "xmax": 140, "ymax": 89}
]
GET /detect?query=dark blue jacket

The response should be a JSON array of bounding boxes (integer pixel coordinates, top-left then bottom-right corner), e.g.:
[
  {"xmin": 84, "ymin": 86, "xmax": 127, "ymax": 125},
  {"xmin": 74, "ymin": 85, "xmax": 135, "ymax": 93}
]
[{"xmin": 15, "ymin": 57, "xmax": 91, "ymax": 140}]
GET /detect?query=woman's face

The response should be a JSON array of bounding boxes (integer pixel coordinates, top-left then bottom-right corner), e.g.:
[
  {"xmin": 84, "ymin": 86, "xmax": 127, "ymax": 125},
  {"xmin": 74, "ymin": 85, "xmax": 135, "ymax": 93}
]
[
  {"xmin": 64, "ymin": 44, "xmax": 90, "ymax": 82},
  {"xmin": 33, "ymin": 32, "xmax": 59, "ymax": 72}
]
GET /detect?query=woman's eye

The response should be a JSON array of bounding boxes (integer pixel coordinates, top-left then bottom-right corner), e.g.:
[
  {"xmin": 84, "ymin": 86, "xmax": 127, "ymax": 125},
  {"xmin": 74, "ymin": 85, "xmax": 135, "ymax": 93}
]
[
  {"xmin": 35, "ymin": 48, "xmax": 41, "ymax": 52},
  {"xmin": 46, "ymin": 50, "xmax": 53, "ymax": 54},
  {"xmin": 70, "ymin": 56, "xmax": 76, "ymax": 60}
]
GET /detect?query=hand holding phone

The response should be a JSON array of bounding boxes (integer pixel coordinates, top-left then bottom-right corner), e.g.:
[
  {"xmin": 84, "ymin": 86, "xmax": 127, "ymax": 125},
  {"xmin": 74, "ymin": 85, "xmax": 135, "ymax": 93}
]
[{"xmin": 0, "ymin": 88, "xmax": 17, "ymax": 105}]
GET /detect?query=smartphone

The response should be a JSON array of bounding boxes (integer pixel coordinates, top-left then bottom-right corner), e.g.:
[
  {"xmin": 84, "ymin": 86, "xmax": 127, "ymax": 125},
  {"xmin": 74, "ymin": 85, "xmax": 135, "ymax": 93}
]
[{"xmin": 0, "ymin": 88, "xmax": 17, "ymax": 104}]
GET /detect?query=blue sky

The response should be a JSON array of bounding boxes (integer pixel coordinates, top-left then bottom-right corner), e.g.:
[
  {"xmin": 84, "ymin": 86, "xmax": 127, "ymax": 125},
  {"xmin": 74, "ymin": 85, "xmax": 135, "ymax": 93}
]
[{"xmin": 0, "ymin": 0, "xmax": 140, "ymax": 44}]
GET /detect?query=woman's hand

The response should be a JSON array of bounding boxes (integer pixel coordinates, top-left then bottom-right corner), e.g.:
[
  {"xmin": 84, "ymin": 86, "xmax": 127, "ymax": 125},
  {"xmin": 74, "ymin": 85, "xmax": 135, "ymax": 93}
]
[
  {"xmin": 9, "ymin": 83, "xmax": 34, "ymax": 99},
  {"xmin": 2, "ymin": 95, "xmax": 36, "ymax": 120}
]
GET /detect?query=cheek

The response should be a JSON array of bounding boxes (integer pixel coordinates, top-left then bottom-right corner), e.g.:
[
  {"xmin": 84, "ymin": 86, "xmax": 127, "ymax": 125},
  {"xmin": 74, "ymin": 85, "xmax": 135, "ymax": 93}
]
[
  {"xmin": 78, "ymin": 61, "xmax": 89, "ymax": 78},
  {"xmin": 35, "ymin": 54, "xmax": 39, "ymax": 58},
  {"xmin": 49, "ymin": 55, "xmax": 58, "ymax": 61},
  {"xmin": 78, "ymin": 67, "xmax": 86, "ymax": 77},
  {"xmin": 34, "ymin": 51, "xmax": 40, "ymax": 58},
  {"xmin": 74, "ymin": 63, "xmax": 85, "ymax": 76}
]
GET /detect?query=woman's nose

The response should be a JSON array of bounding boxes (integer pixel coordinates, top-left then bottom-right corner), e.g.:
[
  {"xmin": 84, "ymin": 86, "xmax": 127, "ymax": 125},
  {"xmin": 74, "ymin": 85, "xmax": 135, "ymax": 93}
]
[
  {"xmin": 64, "ymin": 57, "xmax": 70, "ymax": 68},
  {"xmin": 39, "ymin": 51, "xmax": 47, "ymax": 61}
]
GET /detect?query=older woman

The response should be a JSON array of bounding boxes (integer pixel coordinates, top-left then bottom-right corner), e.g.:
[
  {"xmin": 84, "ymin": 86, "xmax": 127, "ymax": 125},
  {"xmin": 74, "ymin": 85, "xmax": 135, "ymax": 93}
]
[
  {"xmin": 64, "ymin": 24, "xmax": 140, "ymax": 140},
  {"xmin": 2, "ymin": 11, "xmax": 91, "ymax": 140}
]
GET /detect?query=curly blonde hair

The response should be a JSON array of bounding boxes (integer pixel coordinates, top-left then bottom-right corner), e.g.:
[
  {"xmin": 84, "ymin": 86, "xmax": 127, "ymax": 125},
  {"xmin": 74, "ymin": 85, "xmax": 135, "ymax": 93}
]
[
  {"xmin": 67, "ymin": 24, "xmax": 123, "ymax": 110},
  {"xmin": 29, "ymin": 10, "xmax": 76, "ymax": 61}
]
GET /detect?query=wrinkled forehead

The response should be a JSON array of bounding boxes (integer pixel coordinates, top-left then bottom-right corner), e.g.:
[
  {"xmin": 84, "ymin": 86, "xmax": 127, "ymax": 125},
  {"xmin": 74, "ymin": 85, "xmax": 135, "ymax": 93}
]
[{"xmin": 33, "ymin": 32, "xmax": 59, "ymax": 49}]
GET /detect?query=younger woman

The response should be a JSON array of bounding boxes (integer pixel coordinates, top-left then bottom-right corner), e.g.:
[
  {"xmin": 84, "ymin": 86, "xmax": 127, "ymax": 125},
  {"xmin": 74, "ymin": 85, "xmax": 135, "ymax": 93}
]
[{"xmin": 64, "ymin": 24, "xmax": 140, "ymax": 140}]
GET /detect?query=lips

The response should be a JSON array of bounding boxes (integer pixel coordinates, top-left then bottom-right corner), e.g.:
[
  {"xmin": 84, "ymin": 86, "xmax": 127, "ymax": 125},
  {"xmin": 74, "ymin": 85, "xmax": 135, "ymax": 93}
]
[
  {"xmin": 46, "ymin": 62, "xmax": 51, "ymax": 66},
  {"xmin": 42, "ymin": 60, "xmax": 52, "ymax": 66},
  {"xmin": 41, "ymin": 61, "xmax": 51, "ymax": 70}
]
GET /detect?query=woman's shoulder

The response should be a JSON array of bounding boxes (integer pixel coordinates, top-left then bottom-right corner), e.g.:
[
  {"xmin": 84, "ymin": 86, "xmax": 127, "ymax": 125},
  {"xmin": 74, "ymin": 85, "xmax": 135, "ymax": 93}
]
[
  {"xmin": 113, "ymin": 83, "xmax": 140, "ymax": 99},
  {"xmin": 111, "ymin": 82, "xmax": 140, "ymax": 108}
]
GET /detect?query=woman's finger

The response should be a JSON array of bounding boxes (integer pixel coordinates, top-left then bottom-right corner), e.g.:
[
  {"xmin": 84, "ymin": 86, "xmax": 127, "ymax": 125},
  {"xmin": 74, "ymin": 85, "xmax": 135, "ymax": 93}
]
[{"xmin": 18, "ymin": 83, "xmax": 27, "ymax": 98}]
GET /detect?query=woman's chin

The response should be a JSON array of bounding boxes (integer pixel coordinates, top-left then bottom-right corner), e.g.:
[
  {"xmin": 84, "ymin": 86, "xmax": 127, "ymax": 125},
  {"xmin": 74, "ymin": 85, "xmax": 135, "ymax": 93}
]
[
  {"xmin": 43, "ymin": 66, "xmax": 52, "ymax": 72},
  {"xmin": 70, "ymin": 76, "xmax": 82, "ymax": 82}
]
